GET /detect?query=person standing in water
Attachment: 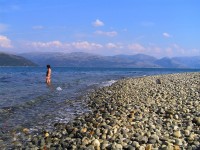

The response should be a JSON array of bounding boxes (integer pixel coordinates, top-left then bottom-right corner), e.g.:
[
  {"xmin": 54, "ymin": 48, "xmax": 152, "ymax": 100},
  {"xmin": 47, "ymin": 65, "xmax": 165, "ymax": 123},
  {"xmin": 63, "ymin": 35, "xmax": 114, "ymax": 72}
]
[{"xmin": 46, "ymin": 64, "xmax": 51, "ymax": 84}]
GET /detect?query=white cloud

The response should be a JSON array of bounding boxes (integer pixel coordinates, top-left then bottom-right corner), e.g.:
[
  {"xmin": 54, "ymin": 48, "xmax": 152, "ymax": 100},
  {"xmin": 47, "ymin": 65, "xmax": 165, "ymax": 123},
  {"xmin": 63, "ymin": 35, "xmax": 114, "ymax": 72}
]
[
  {"xmin": 163, "ymin": 32, "xmax": 171, "ymax": 38},
  {"xmin": 26, "ymin": 40, "xmax": 103, "ymax": 51},
  {"xmin": 0, "ymin": 35, "xmax": 12, "ymax": 48},
  {"xmin": 106, "ymin": 43, "xmax": 117, "ymax": 49},
  {"xmin": 0, "ymin": 23, "xmax": 8, "ymax": 33},
  {"xmin": 92, "ymin": 19, "xmax": 104, "ymax": 27},
  {"xmin": 29, "ymin": 41, "xmax": 64, "ymax": 48},
  {"xmin": 14, "ymin": 39, "xmax": 200, "ymax": 58},
  {"xmin": 95, "ymin": 30, "xmax": 117, "ymax": 37},
  {"xmin": 165, "ymin": 47, "xmax": 174, "ymax": 56},
  {"xmin": 190, "ymin": 48, "xmax": 200, "ymax": 54},
  {"xmin": 72, "ymin": 41, "xmax": 103, "ymax": 50},
  {"xmin": 128, "ymin": 43, "xmax": 145, "ymax": 52}
]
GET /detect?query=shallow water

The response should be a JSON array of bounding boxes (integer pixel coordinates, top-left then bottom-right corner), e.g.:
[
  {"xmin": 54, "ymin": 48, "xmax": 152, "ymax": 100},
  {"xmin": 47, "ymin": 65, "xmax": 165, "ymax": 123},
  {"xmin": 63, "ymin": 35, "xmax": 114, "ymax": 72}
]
[{"xmin": 0, "ymin": 67, "xmax": 199, "ymax": 145}]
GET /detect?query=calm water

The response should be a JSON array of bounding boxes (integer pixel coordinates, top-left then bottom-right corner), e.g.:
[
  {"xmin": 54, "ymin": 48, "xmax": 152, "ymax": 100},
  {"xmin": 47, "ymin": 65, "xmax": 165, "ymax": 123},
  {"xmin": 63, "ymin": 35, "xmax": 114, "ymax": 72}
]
[{"xmin": 0, "ymin": 67, "xmax": 199, "ymax": 144}]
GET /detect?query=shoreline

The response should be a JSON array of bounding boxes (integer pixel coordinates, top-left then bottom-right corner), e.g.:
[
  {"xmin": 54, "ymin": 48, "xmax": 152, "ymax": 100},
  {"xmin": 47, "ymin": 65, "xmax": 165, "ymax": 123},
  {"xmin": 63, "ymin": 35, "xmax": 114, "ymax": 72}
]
[{"xmin": 10, "ymin": 72, "xmax": 200, "ymax": 149}]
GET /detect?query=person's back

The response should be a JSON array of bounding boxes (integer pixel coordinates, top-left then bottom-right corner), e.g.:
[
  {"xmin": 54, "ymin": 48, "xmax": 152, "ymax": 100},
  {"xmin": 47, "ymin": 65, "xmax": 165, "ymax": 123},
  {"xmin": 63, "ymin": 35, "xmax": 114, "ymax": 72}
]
[{"xmin": 46, "ymin": 65, "xmax": 51, "ymax": 84}]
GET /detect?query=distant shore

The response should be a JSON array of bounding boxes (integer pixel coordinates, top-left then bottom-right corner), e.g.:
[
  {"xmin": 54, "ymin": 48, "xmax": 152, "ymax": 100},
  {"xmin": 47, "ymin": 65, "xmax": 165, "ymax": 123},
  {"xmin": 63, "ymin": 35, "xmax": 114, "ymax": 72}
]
[{"xmin": 11, "ymin": 72, "xmax": 200, "ymax": 149}]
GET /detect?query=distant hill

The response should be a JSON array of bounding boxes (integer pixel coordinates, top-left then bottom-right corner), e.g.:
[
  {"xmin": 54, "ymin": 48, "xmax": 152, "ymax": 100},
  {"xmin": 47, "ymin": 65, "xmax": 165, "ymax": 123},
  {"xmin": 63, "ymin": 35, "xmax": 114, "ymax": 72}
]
[
  {"xmin": 20, "ymin": 52, "xmax": 200, "ymax": 68},
  {"xmin": 0, "ymin": 52, "xmax": 37, "ymax": 66},
  {"xmin": 172, "ymin": 56, "xmax": 200, "ymax": 68},
  {"xmin": 154, "ymin": 57, "xmax": 187, "ymax": 68},
  {"xmin": 20, "ymin": 52, "xmax": 160, "ymax": 68}
]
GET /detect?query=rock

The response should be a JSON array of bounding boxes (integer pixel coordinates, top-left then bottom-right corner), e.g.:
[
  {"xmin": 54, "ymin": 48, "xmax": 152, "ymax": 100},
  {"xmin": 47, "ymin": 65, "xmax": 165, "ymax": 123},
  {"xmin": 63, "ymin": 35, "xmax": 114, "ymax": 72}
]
[
  {"xmin": 188, "ymin": 133, "xmax": 196, "ymax": 141},
  {"xmin": 173, "ymin": 126, "xmax": 179, "ymax": 130},
  {"xmin": 184, "ymin": 130, "xmax": 190, "ymax": 136},
  {"xmin": 87, "ymin": 145, "xmax": 95, "ymax": 150},
  {"xmin": 140, "ymin": 136, "xmax": 148, "ymax": 144},
  {"xmin": 92, "ymin": 139, "xmax": 100, "ymax": 149},
  {"xmin": 161, "ymin": 144, "xmax": 173, "ymax": 150},
  {"xmin": 132, "ymin": 141, "xmax": 140, "ymax": 148},
  {"xmin": 156, "ymin": 79, "xmax": 161, "ymax": 84},
  {"xmin": 81, "ymin": 127, "xmax": 87, "ymax": 133},
  {"xmin": 82, "ymin": 137, "xmax": 90, "ymax": 145},
  {"xmin": 145, "ymin": 144, "xmax": 152, "ymax": 150},
  {"xmin": 173, "ymin": 130, "xmax": 181, "ymax": 138},
  {"xmin": 193, "ymin": 117, "xmax": 200, "ymax": 126},
  {"xmin": 23, "ymin": 128, "xmax": 29, "ymax": 134},
  {"xmin": 174, "ymin": 145, "xmax": 180, "ymax": 150},
  {"xmin": 157, "ymin": 108, "xmax": 165, "ymax": 114},
  {"xmin": 111, "ymin": 143, "xmax": 123, "ymax": 150},
  {"xmin": 44, "ymin": 132, "xmax": 49, "ymax": 138},
  {"xmin": 148, "ymin": 138, "xmax": 157, "ymax": 144},
  {"xmin": 175, "ymin": 139, "xmax": 182, "ymax": 146},
  {"xmin": 101, "ymin": 141, "xmax": 109, "ymax": 149},
  {"xmin": 174, "ymin": 114, "xmax": 179, "ymax": 120},
  {"xmin": 150, "ymin": 134, "xmax": 159, "ymax": 142},
  {"xmin": 138, "ymin": 145, "xmax": 145, "ymax": 150},
  {"xmin": 126, "ymin": 145, "xmax": 135, "ymax": 150}
]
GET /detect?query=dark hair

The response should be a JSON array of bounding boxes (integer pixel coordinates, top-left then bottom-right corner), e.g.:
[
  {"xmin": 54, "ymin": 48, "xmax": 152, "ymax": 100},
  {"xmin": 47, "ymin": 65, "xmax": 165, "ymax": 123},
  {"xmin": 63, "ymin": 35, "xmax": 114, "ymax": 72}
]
[{"xmin": 47, "ymin": 64, "xmax": 51, "ymax": 68}]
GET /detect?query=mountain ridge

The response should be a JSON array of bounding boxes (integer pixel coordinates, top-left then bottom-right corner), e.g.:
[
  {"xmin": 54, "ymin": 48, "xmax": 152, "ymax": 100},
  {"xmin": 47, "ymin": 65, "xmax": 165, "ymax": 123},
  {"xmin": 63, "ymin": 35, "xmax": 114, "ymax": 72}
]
[
  {"xmin": 19, "ymin": 52, "xmax": 200, "ymax": 68},
  {"xmin": 0, "ymin": 52, "xmax": 37, "ymax": 66}
]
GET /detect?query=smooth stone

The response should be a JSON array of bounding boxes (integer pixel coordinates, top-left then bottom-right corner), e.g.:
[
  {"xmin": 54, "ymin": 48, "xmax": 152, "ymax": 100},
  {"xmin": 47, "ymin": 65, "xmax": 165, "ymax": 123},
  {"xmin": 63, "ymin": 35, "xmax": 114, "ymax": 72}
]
[
  {"xmin": 174, "ymin": 145, "xmax": 181, "ymax": 150},
  {"xmin": 145, "ymin": 144, "xmax": 152, "ymax": 150},
  {"xmin": 161, "ymin": 144, "xmax": 173, "ymax": 150},
  {"xmin": 82, "ymin": 137, "xmax": 90, "ymax": 145},
  {"xmin": 173, "ymin": 130, "xmax": 181, "ymax": 138},
  {"xmin": 175, "ymin": 138, "xmax": 183, "ymax": 146},
  {"xmin": 174, "ymin": 114, "xmax": 179, "ymax": 120},
  {"xmin": 193, "ymin": 117, "xmax": 200, "ymax": 126},
  {"xmin": 87, "ymin": 145, "xmax": 95, "ymax": 150},
  {"xmin": 173, "ymin": 126, "xmax": 179, "ymax": 130},
  {"xmin": 150, "ymin": 134, "xmax": 159, "ymax": 141},
  {"xmin": 148, "ymin": 139, "xmax": 157, "ymax": 144},
  {"xmin": 184, "ymin": 130, "xmax": 190, "ymax": 136},
  {"xmin": 186, "ymin": 126, "xmax": 193, "ymax": 131},
  {"xmin": 111, "ymin": 143, "xmax": 123, "ymax": 150},
  {"xmin": 101, "ymin": 142, "xmax": 109, "ymax": 149},
  {"xmin": 188, "ymin": 133, "xmax": 195, "ymax": 141},
  {"xmin": 92, "ymin": 139, "xmax": 100, "ymax": 147},
  {"xmin": 132, "ymin": 141, "xmax": 140, "ymax": 148},
  {"xmin": 126, "ymin": 145, "xmax": 135, "ymax": 150},
  {"xmin": 141, "ymin": 136, "xmax": 148, "ymax": 144},
  {"xmin": 139, "ymin": 145, "xmax": 145, "ymax": 150}
]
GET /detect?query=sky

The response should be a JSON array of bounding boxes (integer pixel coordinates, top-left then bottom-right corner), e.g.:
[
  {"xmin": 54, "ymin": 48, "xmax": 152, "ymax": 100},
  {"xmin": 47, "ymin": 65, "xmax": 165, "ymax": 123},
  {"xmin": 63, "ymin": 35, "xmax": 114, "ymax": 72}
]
[{"xmin": 0, "ymin": 0, "xmax": 200, "ymax": 58}]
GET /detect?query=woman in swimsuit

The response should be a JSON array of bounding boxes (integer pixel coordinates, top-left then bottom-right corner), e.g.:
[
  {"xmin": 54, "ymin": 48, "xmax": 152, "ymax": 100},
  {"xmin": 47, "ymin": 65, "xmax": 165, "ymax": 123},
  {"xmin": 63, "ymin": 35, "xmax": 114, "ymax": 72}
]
[{"xmin": 46, "ymin": 64, "xmax": 51, "ymax": 84}]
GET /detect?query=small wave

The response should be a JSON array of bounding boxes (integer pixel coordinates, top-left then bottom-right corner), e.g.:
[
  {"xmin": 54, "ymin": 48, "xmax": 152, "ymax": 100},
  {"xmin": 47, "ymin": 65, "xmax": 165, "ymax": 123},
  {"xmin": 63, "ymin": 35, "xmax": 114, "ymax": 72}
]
[
  {"xmin": 56, "ymin": 87, "xmax": 62, "ymax": 91},
  {"xmin": 0, "ymin": 76, "xmax": 12, "ymax": 83},
  {"xmin": 101, "ymin": 80, "xmax": 117, "ymax": 87}
]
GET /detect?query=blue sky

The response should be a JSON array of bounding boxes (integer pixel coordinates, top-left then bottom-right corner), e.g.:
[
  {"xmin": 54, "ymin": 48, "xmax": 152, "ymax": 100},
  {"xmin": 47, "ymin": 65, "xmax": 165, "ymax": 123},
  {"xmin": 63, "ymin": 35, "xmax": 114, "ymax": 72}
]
[{"xmin": 0, "ymin": 0, "xmax": 199, "ymax": 58}]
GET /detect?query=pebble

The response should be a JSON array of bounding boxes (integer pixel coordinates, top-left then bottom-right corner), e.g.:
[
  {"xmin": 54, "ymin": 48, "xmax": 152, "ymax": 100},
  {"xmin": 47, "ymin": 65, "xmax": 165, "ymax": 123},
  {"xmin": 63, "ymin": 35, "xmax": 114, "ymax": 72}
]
[
  {"xmin": 10, "ymin": 72, "xmax": 200, "ymax": 149},
  {"xmin": 173, "ymin": 130, "xmax": 181, "ymax": 138}
]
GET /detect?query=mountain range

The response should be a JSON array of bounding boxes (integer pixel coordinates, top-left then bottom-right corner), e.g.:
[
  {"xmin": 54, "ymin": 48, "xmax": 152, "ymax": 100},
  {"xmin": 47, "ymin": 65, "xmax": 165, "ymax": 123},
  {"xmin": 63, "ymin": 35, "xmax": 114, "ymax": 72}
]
[
  {"xmin": 19, "ymin": 52, "xmax": 200, "ymax": 68},
  {"xmin": 0, "ymin": 52, "xmax": 36, "ymax": 66},
  {"xmin": 0, "ymin": 51, "xmax": 199, "ymax": 68}
]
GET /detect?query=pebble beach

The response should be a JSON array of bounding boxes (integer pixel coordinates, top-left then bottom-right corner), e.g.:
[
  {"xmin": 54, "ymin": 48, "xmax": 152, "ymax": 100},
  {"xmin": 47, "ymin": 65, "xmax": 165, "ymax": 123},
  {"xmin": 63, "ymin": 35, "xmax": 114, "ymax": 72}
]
[{"xmin": 10, "ymin": 72, "xmax": 200, "ymax": 150}]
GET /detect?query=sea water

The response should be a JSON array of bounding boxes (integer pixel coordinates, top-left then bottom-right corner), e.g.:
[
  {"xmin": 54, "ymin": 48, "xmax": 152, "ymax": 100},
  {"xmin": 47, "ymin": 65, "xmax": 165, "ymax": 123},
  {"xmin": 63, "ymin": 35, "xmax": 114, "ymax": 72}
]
[{"xmin": 0, "ymin": 67, "xmax": 199, "ymax": 145}]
